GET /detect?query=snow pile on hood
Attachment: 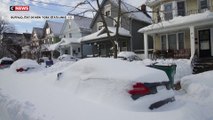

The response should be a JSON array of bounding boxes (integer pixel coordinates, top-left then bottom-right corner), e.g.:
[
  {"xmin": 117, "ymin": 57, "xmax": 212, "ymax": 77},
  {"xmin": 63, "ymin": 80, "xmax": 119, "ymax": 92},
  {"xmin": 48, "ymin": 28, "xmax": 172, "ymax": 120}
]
[{"xmin": 10, "ymin": 59, "xmax": 41, "ymax": 72}]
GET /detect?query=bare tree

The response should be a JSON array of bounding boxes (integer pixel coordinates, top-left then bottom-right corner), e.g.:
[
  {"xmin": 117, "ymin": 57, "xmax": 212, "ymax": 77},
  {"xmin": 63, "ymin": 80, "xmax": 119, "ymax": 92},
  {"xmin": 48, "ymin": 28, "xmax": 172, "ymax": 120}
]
[
  {"xmin": 0, "ymin": 17, "xmax": 18, "ymax": 59},
  {"xmin": 70, "ymin": 0, "xmax": 123, "ymax": 58}
]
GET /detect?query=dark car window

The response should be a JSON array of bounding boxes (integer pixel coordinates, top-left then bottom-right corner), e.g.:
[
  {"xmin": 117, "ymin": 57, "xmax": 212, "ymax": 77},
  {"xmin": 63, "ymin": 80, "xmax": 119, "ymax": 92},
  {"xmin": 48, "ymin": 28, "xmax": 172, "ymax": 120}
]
[{"xmin": 1, "ymin": 60, "xmax": 13, "ymax": 65}]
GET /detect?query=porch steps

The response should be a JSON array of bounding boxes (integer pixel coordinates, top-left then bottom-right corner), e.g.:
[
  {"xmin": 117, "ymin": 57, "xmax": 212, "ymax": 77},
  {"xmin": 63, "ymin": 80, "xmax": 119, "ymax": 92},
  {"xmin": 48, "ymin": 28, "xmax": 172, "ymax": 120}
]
[{"xmin": 193, "ymin": 58, "xmax": 213, "ymax": 74}]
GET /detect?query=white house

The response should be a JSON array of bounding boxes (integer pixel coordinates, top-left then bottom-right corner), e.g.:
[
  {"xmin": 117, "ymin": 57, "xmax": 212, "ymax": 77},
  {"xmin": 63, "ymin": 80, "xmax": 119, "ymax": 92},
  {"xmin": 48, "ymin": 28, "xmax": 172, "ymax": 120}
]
[{"xmin": 59, "ymin": 14, "xmax": 92, "ymax": 58}]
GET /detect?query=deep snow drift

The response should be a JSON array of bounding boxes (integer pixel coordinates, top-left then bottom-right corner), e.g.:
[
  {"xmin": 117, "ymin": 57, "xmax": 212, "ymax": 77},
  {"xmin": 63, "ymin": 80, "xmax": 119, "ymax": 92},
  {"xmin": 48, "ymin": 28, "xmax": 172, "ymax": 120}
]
[{"xmin": 0, "ymin": 58, "xmax": 211, "ymax": 120}]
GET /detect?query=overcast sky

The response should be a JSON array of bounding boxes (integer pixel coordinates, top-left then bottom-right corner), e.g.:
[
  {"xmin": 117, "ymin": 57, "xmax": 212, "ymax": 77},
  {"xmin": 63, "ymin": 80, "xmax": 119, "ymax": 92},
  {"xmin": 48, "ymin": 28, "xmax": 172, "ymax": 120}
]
[{"xmin": 0, "ymin": 0, "xmax": 147, "ymax": 33}]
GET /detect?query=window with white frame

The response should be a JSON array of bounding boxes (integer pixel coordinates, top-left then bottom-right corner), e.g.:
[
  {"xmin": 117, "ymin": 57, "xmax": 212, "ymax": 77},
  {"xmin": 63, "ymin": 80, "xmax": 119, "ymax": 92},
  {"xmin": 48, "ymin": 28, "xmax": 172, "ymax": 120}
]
[
  {"xmin": 164, "ymin": 3, "xmax": 173, "ymax": 20},
  {"xmin": 113, "ymin": 17, "xmax": 121, "ymax": 27},
  {"xmin": 161, "ymin": 33, "xmax": 185, "ymax": 50},
  {"xmin": 46, "ymin": 28, "xmax": 50, "ymax": 34},
  {"xmin": 104, "ymin": 4, "xmax": 111, "ymax": 17},
  {"xmin": 69, "ymin": 33, "xmax": 72, "ymax": 38},
  {"xmin": 97, "ymin": 22, "xmax": 103, "ymax": 30},
  {"xmin": 199, "ymin": 0, "xmax": 208, "ymax": 9},
  {"xmin": 161, "ymin": 35, "xmax": 167, "ymax": 50},
  {"xmin": 177, "ymin": 1, "xmax": 186, "ymax": 16}
]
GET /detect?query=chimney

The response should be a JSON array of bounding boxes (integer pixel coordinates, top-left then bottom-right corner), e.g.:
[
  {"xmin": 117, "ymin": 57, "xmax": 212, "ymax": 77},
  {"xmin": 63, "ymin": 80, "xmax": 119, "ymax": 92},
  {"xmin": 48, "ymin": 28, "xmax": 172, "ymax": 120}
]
[{"xmin": 141, "ymin": 4, "xmax": 147, "ymax": 13}]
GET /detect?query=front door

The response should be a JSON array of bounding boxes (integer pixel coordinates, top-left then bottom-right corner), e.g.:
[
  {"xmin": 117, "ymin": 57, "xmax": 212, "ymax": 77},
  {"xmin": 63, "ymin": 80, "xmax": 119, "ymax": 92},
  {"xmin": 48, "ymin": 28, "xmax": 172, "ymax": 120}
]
[{"xmin": 199, "ymin": 29, "xmax": 211, "ymax": 57}]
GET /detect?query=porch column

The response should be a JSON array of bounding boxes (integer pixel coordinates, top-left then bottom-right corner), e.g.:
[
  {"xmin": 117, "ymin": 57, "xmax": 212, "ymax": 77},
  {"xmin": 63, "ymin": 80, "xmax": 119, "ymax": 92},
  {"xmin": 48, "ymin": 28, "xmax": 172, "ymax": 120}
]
[
  {"xmin": 144, "ymin": 33, "xmax": 148, "ymax": 59},
  {"xmin": 70, "ymin": 46, "xmax": 73, "ymax": 56},
  {"xmin": 190, "ymin": 26, "xmax": 195, "ymax": 60}
]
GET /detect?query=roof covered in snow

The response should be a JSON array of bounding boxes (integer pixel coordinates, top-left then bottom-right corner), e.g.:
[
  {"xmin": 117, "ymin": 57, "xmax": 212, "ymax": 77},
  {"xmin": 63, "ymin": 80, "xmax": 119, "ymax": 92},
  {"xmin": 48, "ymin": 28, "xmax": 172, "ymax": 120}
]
[
  {"xmin": 45, "ymin": 20, "xmax": 63, "ymax": 36},
  {"xmin": 60, "ymin": 38, "xmax": 80, "ymax": 46},
  {"xmin": 80, "ymin": 27, "xmax": 131, "ymax": 42},
  {"xmin": 138, "ymin": 11, "xmax": 213, "ymax": 34},
  {"xmin": 32, "ymin": 27, "xmax": 43, "ymax": 39},
  {"xmin": 48, "ymin": 41, "xmax": 62, "ymax": 51},
  {"xmin": 90, "ymin": 0, "xmax": 152, "ymax": 28}
]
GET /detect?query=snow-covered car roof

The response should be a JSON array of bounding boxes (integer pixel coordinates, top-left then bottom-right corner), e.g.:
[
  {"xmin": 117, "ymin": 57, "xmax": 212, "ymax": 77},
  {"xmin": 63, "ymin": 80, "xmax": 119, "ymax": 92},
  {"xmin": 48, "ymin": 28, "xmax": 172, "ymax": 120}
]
[
  {"xmin": 10, "ymin": 59, "xmax": 41, "ymax": 72},
  {"xmin": 57, "ymin": 54, "xmax": 78, "ymax": 62},
  {"xmin": 0, "ymin": 57, "xmax": 13, "ymax": 63},
  {"xmin": 118, "ymin": 51, "xmax": 142, "ymax": 61},
  {"xmin": 64, "ymin": 58, "xmax": 168, "ymax": 83}
]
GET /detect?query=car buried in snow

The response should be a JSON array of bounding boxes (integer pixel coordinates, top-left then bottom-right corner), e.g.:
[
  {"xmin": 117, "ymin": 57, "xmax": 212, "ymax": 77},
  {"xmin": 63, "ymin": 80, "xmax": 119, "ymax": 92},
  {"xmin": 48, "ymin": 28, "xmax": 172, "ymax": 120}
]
[
  {"xmin": 59, "ymin": 58, "xmax": 175, "ymax": 110},
  {"xmin": 0, "ymin": 57, "xmax": 14, "ymax": 69}
]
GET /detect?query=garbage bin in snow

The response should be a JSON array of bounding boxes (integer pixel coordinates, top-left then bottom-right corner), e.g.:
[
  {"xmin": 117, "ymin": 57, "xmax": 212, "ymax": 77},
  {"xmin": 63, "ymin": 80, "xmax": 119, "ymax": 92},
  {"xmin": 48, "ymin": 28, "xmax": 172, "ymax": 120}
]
[{"xmin": 148, "ymin": 63, "xmax": 177, "ymax": 88}]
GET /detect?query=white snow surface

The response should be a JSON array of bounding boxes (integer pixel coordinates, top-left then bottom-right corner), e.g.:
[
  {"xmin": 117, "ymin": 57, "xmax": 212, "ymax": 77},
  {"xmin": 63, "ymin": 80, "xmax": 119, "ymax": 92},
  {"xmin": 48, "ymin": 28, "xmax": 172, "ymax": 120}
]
[
  {"xmin": 80, "ymin": 27, "xmax": 130, "ymax": 42},
  {"xmin": 0, "ymin": 58, "xmax": 212, "ymax": 120},
  {"xmin": 0, "ymin": 57, "xmax": 13, "ymax": 62}
]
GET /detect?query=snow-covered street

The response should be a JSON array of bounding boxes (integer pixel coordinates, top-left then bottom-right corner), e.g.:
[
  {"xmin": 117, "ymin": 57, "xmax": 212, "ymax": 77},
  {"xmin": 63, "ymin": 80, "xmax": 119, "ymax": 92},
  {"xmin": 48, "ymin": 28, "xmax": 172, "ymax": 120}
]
[{"xmin": 0, "ymin": 58, "xmax": 212, "ymax": 120}]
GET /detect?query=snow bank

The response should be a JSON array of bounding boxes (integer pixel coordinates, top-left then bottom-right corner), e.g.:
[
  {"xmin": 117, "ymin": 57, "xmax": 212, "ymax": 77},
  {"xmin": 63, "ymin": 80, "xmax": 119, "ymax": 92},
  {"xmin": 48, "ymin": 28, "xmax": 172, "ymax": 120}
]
[
  {"xmin": 0, "ymin": 57, "xmax": 13, "ymax": 62},
  {"xmin": 180, "ymin": 70, "xmax": 213, "ymax": 120}
]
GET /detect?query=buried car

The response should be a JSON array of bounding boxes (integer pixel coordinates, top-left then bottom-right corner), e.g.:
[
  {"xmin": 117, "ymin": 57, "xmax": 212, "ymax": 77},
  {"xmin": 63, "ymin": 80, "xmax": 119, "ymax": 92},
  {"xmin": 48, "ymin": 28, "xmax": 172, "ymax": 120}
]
[
  {"xmin": 10, "ymin": 59, "xmax": 41, "ymax": 72},
  {"xmin": 0, "ymin": 57, "xmax": 14, "ymax": 69},
  {"xmin": 58, "ymin": 58, "xmax": 175, "ymax": 110},
  {"xmin": 118, "ymin": 51, "xmax": 142, "ymax": 61},
  {"xmin": 57, "ymin": 54, "xmax": 79, "ymax": 62}
]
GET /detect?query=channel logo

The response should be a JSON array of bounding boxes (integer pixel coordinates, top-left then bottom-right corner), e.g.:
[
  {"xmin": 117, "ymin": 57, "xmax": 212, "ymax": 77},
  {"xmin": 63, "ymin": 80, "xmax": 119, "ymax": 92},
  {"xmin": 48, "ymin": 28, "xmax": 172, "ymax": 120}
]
[{"xmin": 10, "ymin": 6, "xmax": 29, "ymax": 11}]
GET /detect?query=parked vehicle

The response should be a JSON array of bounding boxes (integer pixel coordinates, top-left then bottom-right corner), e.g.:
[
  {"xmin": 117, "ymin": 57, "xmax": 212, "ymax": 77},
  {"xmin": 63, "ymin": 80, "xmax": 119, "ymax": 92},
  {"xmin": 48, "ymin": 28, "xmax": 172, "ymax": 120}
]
[
  {"xmin": 57, "ymin": 54, "xmax": 79, "ymax": 62},
  {"xmin": 10, "ymin": 59, "xmax": 40, "ymax": 72},
  {"xmin": 59, "ymin": 58, "xmax": 175, "ymax": 110},
  {"xmin": 0, "ymin": 57, "xmax": 14, "ymax": 69},
  {"xmin": 118, "ymin": 51, "xmax": 142, "ymax": 61}
]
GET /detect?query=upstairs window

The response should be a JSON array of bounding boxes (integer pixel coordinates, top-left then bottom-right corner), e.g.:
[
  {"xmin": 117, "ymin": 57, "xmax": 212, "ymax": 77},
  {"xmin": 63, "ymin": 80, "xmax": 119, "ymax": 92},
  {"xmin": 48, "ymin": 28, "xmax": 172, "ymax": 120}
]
[
  {"xmin": 104, "ymin": 4, "xmax": 111, "ymax": 17},
  {"xmin": 164, "ymin": 3, "xmax": 173, "ymax": 20},
  {"xmin": 97, "ymin": 22, "xmax": 103, "ymax": 31},
  {"xmin": 113, "ymin": 17, "xmax": 121, "ymax": 27},
  {"xmin": 69, "ymin": 33, "xmax": 72, "ymax": 38},
  {"xmin": 46, "ymin": 28, "xmax": 50, "ymax": 34},
  {"xmin": 200, "ymin": 0, "xmax": 208, "ymax": 9},
  {"xmin": 177, "ymin": 1, "xmax": 185, "ymax": 16}
]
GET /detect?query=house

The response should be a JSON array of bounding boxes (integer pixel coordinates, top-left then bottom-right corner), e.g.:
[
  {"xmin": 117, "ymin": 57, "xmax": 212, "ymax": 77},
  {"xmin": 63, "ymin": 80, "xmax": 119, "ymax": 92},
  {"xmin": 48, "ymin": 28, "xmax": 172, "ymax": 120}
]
[
  {"xmin": 59, "ymin": 14, "xmax": 93, "ymax": 58},
  {"xmin": 139, "ymin": 0, "xmax": 213, "ymax": 73},
  {"xmin": 42, "ymin": 20, "xmax": 63, "ymax": 59},
  {"xmin": 80, "ymin": 0, "xmax": 152, "ymax": 57},
  {"xmin": 31, "ymin": 27, "xmax": 44, "ymax": 59}
]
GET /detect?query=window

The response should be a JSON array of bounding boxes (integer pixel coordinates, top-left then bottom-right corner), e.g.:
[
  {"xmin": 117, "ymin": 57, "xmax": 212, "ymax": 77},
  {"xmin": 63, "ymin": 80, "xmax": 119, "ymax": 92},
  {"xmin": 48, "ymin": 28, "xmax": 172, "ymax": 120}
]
[
  {"xmin": 97, "ymin": 22, "xmax": 103, "ymax": 30},
  {"xmin": 177, "ymin": 1, "xmax": 185, "ymax": 16},
  {"xmin": 168, "ymin": 34, "xmax": 177, "ymax": 50},
  {"xmin": 78, "ymin": 48, "xmax": 81, "ymax": 52},
  {"xmin": 104, "ymin": 4, "xmax": 111, "ymax": 17},
  {"xmin": 199, "ymin": 0, "xmax": 208, "ymax": 9},
  {"xmin": 69, "ymin": 33, "xmax": 72, "ymax": 38},
  {"xmin": 46, "ymin": 28, "xmax": 50, "ymax": 34},
  {"xmin": 164, "ymin": 3, "xmax": 173, "ymax": 20},
  {"xmin": 178, "ymin": 33, "xmax": 184, "ymax": 49},
  {"xmin": 161, "ymin": 33, "xmax": 185, "ymax": 50},
  {"xmin": 161, "ymin": 35, "xmax": 167, "ymax": 50},
  {"xmin": 113, "ymin": 17, "xmax": 121, "ymax": 27}
]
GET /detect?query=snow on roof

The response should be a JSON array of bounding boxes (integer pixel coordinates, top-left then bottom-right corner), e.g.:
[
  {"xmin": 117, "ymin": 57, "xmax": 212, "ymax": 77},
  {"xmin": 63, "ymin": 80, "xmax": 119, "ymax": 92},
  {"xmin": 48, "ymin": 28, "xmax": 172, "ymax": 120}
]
[
  {"xmin": 48, "ymin": 41, "xmax": 62, "ymax": 51},
  {"xmin": 80, "ymin": 27, "xmax": 131, "ymax": 42},
  {"xmin": 145, "ymin": 0, "xmax": 162, "ymax": 7},
  {"xmin": 32, "ymin": 27, "xmax": 43, "ymax": 38},
  {"xmin": 0, "ymin": 57, "xmax": 13, "ymax": 62},
  {"xmin": 47, "ymin": 21, "xmax": 63, "ymax": 36},
  {"xmin": 118, "ymin": 51, "xmax": 137, "ymax": 58},
  {"xmin": 139, "ymin": 11, "xmax": 213, "ymax": 34},
  {"xmin": 73, "ymin": 15, "xmax": 92, "ymax": 30},
  {"xmin": 110, "ymin": 0, "xmax": 152, "ymax": 24},
  {"xmin": 60, "ymin": 38, "xmax": 80, "ymax": 46}
]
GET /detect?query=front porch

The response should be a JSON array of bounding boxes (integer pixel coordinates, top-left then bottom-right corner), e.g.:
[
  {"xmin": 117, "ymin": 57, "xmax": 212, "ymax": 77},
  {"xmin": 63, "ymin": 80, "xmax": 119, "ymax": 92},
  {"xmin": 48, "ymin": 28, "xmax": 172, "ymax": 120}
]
[{"xmin": 139, "ymin": 11, "xmax": 213, "ymax": 60}]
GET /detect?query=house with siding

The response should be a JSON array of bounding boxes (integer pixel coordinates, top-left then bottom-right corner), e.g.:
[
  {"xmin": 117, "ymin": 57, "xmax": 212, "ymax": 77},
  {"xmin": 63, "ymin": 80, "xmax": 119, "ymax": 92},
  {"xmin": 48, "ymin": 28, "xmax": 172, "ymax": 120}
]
[
  {"xmin": 59, "ymin": 14, "xmax": 92, "ymax": 58},
  {"xmin": 31, "ymin": 27, "xmax": 44, "ymax": 59},
  {"xmin": 139, "ymin": 0, "xmax": 213, "ymax": 73},
  {"xmin": 80, "ymin": 0, "xmax": 152, "ymax": 57},
  {"xmin": 41, "ymin": 20, "xmax": 63, "ymax": 59}
]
